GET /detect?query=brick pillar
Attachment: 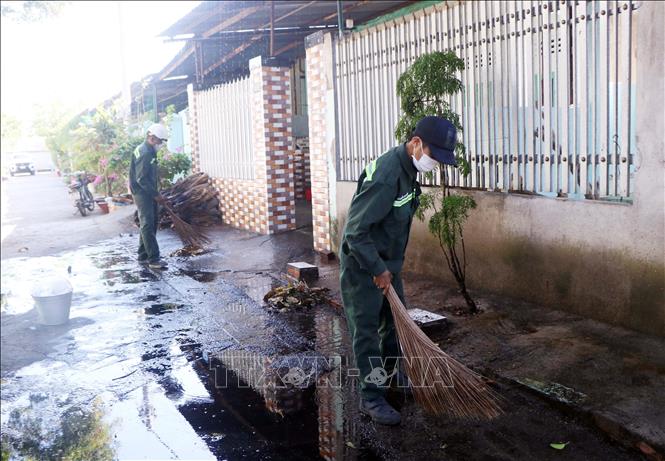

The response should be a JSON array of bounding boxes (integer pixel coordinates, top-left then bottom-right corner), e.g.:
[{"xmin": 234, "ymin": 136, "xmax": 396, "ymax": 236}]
[
  {"xmin": 305, "ymin": 32, "xmax": 337, "ymax": 254},
  {"xmin": 249, "ymin": 56, "xmax": 297, "ymax": 234},
  {"xmin": 186, "ymin": 83, "xmax": 201, "ymax": 173}
]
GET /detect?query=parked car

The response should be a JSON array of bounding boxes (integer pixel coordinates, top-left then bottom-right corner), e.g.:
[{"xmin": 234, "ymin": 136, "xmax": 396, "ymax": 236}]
[{"xmin": 9, "ymin": 155, "xmax": 36, "ymax": 176}]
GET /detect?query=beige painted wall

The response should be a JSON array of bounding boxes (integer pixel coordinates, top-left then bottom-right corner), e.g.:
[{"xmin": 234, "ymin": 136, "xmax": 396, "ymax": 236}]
[{"xmin": 333, "ymin": 2, "xmax": 664, "ymax": 336}]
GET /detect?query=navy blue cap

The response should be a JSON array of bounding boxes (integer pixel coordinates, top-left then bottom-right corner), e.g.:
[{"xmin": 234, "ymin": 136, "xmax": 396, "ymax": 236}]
[{"xmin": 414, "ymin": 116, "xmax": 458, "ymax": 166}]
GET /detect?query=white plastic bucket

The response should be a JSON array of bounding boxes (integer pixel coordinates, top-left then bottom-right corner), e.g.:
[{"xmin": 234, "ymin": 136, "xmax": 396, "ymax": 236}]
[
  {"xmin": 31, "ymin": 276, "xmax": 73, "ymax": 326},
  {"xmin": 33, "ymin": 292, "xmax": 73, "ymax": 325}
]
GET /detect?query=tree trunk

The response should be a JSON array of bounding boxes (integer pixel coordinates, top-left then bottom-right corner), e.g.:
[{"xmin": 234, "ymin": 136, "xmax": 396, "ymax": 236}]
[
  {"xmin": 447, "ymin": 244, "xmax": 479, "ymax": 314},
  {"xmin": 459, "ymin": 283, "xmax": 479, "ymax": 314}
]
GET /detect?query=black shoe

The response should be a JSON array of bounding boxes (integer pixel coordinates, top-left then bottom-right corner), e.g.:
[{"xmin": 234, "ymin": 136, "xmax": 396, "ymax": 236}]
[
  {"xmin": 138, "ymin": 258, "xmax": 149, "ymax": 265},
  {"xmin": 148, "ymin": 259, "xmax": 168, "ymax": 270},
  {"xmin": 360, "ymin": 396, "xmax": 401, "ymax": 425}
]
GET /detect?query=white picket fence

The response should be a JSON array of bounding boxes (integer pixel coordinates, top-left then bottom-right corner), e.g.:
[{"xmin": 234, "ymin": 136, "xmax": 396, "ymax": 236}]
[{"xmin": 195, "ymin": 76, "xmax": 254, "ymax": 180}]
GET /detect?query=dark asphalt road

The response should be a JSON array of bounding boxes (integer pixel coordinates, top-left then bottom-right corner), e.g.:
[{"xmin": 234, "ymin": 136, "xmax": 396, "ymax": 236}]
[{"xmin": 1, "ymin": 172, "xmax": 134, "ymax": 259}]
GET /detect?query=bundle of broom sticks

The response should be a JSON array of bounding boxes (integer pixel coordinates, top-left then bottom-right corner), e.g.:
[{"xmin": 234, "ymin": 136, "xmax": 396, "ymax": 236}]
[
  {"xmin": 160, "ymin": 200, "xmax": 210, "ymax": 248},
  {"xmin": 386, "ymin": 284, "xmax": 503, "ymax": 420}
]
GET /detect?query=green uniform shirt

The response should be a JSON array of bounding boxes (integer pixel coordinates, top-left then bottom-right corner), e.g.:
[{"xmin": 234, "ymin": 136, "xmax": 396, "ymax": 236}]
[
  {"xmin": 129, "ymin": 141, "xmax": 159, "ymax": 197},
  {"xmin": 341, "ymin": 144, "xmax": 422, "ymax": 276}
]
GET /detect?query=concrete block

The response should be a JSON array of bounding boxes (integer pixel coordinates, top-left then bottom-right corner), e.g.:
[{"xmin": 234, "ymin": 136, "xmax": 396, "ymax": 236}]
[
  {"xmin": 287, "ymin": 262, "xmax": 319, "ymax": 283},
  {"xmin": 317, "ymin": 251, "xmax": 336, "ymax": 261},
  {"xmin": 407, "ymin": 308, "xmax": 447, "ymax": 329}
]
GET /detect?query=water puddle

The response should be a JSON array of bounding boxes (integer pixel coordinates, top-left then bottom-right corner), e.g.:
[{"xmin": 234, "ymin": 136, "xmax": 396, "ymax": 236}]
[
  {"xmin": 1, "ymin": 234, "xmax": 370, "ymax": 460},
  {"xmin": 178, "ymin": 269, "xmax": 219, "ymax": 283}
]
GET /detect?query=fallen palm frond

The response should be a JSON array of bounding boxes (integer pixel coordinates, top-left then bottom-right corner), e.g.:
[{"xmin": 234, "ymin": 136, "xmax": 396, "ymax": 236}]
[
  {"xmin": 133, "ymin": 172, "xmax": 221, "ymax": 228},
  {"xmin": 160, "ymin": 173, "xmax": 221, "ymax": 227},
  {"xmin": 161, "ymin": 200, "xmax": 210, "ymax": 248},
  {"xmin": 386, "ymin": 284, "xmax": 502, "ymax": 420}
]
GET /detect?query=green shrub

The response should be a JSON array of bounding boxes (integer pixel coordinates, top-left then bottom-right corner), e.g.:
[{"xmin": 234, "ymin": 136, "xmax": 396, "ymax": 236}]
[
  {"xmin": 157, "ymin": 149, "xmax": 191, "ymax": 189},
  {"xmin": 396, "ymin": 51, "xmax": 479, "ymax": 313}
]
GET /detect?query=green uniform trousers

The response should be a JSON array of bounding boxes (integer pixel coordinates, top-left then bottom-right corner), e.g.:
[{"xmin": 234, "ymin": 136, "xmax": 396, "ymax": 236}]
[
  {"xmin": 340, "ymin": 252, "xmax": 405, "ymax": 400},
  {"xmin": 134, "ymin": 193, "xmax": 160, "ymax": 262}
]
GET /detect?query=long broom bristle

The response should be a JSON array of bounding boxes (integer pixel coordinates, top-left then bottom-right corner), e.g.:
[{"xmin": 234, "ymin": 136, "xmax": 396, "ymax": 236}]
[
  {"xmin": 386, "ymin": 284, "xmax": 503, "ymax": 420},
  {"xmin": 161, "ymin": 201, "xmax": 210, "ymax": 248}
]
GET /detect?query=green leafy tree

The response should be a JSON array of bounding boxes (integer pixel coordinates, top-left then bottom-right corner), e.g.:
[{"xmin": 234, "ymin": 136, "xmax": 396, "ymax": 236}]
[
  {"xmin": 36, "ymin": 99, "xmax": 190, "ymax": 195},
  {"xmin": 1, "ymin": 1, "xmax": 69, "ymax": 22},
  {"xmin": 395, "ymin": 51, "xmax": 464, "ymax": 148},
  {"xmin": 2, "ymin": 400, "xmax": 115, "ymax": 460},
  {"xmin": 100, "ymin": 135, "xmax": 143, "ymax": 196},
  {"xmin": 39, "ymin": 102, "xmax": 129, "ymax": 194},
  {"xmin": 68, "ymin": 106, "xmax": 122, "ymax": 174},
  {"xmin": 1, "ymin": 112, "xmax": 22, "ymax": 153},
  {"xmin": 67, "ymin": 106, "xmax": 130, "ymax": 191},
  {"xmin": 396, "ymin": 51, "xmax": 479, "ymax": 314},
  {"xmin": 32, "ymin": 102, "xmax": 78, "ymax": 171}
]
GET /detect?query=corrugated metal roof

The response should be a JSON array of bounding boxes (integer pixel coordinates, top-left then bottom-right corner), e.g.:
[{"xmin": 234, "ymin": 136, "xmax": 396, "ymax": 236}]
[
  {"xmin": 160, "ymin": 1, "xmax": 409, "ymax": 38},
  {"xmin": 149, "ymin": 0, "xmax": 413, "ymax": 110}
]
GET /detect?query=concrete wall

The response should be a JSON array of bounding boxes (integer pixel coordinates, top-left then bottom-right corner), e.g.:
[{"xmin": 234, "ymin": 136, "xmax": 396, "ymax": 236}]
[
  {"xmin": 336, "ymin": 184, "xmax": 664, "ymax": 337},
  {"xmin": 334, "ymin": 2, "xmax": 665, "ymax": 337}
]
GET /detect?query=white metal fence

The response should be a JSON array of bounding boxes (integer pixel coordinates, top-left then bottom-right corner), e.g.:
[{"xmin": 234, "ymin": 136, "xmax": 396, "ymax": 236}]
[
  {"xmin": 334, "ymin": 1, "xmax": 637, "ymax": 200},
  {"xmin": 195, "ymin": 77, "xmax": 254, "ymax": 180}
]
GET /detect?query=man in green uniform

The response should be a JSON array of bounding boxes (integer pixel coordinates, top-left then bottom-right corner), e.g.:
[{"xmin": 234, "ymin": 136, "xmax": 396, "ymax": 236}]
[
  {"xmin": 340, "ymin": 116, "xmax": 458, "ymax": 425},
  {"xmin": 130, "ymin": 123, "xmax": 169, "ymax": 270}
]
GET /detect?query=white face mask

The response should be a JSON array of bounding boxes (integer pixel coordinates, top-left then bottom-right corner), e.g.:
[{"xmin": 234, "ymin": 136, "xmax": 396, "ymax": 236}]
[
  {"xmin": 412, "ymin": 143, "xmax": 438, "ymax": 172},
  {"xmin": 150, "ymin": 135, "xmax": 163, "ymax": 150}
]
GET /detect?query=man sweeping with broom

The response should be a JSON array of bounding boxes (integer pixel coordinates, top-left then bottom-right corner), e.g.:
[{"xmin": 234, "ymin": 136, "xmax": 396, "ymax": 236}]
[
  {"xmin": 340, "ymin": 116, "xmax": 459, "ymax": 425},
  {"xmin": 130, "ymin": 123, "xmax": 169, "ymax": 270}
]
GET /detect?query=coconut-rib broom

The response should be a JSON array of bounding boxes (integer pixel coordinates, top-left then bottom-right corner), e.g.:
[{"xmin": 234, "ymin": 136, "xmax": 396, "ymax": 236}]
[
  {"xmin": 386, "ymin": 284, "xmax": 502, "ymax": 420},
  {"xmin": 160, "ymin": 200, "xmax": 210, "ymax": 248}
]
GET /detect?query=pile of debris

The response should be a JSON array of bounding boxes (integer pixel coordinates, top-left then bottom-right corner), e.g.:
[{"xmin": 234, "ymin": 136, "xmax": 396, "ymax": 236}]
[
  {"xmin": 263, "ymin": 281, "xmax": 333, "ymax": 312},
  {"xmin": 111, "ymin": 194, "xmax": 133, "ymax": 205},
  {"xmin": 170, "ymin": 245, "xmax": 208, "ymax": 257},
  {"xmin": 133, "ymin": 173, "xmax": 221, "ymax": 229},
  {"xmin": 159, "ymin": 172, "xmax": 220, "ymax": 228}
]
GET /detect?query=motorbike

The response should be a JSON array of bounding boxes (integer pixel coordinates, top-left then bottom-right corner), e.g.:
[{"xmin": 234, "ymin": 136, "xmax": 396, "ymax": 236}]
[{"xmin": 68, "ymin": 172, "xmax": 96, "ymax": 216}]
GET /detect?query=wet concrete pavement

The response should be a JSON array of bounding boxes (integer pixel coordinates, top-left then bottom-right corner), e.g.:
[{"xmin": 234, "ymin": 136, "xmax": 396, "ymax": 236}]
[{"xmin": 1, "ymin": 219, "xmax": 655, "ymax": 460}]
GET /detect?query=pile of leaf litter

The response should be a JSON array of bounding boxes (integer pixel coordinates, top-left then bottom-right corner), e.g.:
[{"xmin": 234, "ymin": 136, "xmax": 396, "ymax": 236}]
[
  {"xmin": 263, "ymin": 281, "xmax": 338, "ymax": 312},
  {"xmin": 170, "ymin": 245, "xmax": 209, "ymax": 257}
]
